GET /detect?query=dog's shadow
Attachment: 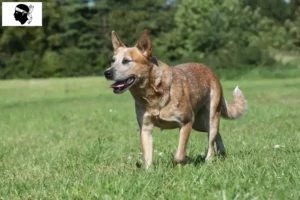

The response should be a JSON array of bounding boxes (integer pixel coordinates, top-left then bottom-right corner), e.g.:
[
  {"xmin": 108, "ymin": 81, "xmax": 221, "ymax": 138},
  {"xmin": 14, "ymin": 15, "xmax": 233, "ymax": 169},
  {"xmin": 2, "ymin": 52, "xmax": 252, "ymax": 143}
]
[
  {"xmin": 190, "ymin": 154, "xmax": 206, "ymax": 166},
  {"xmin": 135, "ymin": 153, "xmax": 226, "ymax": 169},
  {"xmin": 135, "ymin": 155, "xmax": 206, "ymax": 169}
]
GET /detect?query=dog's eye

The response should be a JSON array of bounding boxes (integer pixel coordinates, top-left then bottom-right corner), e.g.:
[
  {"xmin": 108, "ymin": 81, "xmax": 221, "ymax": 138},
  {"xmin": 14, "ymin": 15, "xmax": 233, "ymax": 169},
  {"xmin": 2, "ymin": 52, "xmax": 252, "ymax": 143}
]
[
  {"xmin": 111, "ymin": 58, "xmax": 115, "ymax": 63},
  {"xmin": 122, "ymin": 58, "xmax": 131, "ymax": 64}
]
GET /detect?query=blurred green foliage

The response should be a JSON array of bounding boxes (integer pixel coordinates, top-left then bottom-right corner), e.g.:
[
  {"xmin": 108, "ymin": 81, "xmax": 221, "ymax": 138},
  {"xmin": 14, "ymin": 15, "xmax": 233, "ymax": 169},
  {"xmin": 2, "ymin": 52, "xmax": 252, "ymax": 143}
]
[{"xmin": 0, "ymin": 0, "xmax": 300, "ymax": 79}]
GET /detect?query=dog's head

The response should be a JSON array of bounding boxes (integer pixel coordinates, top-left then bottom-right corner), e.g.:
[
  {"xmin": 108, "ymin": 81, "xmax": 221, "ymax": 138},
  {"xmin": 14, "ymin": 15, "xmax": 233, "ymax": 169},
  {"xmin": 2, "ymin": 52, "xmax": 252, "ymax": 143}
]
[{"xmin": 104, "ymin": 30, "xmax": 156, "ymax": 94}]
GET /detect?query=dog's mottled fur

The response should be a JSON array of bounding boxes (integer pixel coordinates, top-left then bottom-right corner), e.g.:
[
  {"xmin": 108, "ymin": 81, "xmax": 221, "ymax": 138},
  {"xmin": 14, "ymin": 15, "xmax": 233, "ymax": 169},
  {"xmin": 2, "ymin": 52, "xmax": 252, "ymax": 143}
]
[{"xmin": 104, "ymin": 30, "xmax": 247, "ymax": 168}]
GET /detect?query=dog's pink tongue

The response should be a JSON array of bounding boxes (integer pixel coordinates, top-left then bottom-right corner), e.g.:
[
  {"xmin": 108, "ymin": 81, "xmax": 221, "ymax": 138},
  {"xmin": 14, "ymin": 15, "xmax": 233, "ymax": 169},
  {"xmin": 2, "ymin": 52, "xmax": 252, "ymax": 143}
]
[{"xmin": 110, "ymin": 83, "xmax": 125, "ymax": 88}]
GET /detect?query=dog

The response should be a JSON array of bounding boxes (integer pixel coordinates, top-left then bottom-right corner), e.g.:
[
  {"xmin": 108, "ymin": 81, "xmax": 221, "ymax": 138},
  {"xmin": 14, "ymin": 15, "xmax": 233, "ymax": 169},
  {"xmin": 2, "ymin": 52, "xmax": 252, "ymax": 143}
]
[{"xmin": 104, "ymin": 30, "xmax": 247, "ymax": 168}]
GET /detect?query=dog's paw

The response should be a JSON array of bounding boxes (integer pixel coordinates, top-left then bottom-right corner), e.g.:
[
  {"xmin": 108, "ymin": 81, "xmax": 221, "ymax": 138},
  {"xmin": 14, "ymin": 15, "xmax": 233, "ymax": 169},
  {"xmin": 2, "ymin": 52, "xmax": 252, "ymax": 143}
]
[
  {"xmin": 217, "ymin": 150, "xmax": 227, "ymax": 159},
  {"xmin": 205, "ymin": 155, "xmax": 218, "ymax": 163},
  {"xmin": 174, "ymin": 156, "xmax": 191, "ymax": 165}
]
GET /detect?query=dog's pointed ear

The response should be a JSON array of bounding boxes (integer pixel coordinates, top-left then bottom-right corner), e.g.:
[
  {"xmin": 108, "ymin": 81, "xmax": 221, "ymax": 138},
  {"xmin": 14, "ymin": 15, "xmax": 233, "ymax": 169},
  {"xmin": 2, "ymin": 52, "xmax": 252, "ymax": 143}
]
[
  {"xmin": 136, "ymin": 29, "xmax": 152, "ymax": 58},
  {"xmin": 111, "ymin": 30, "xmax": 125, "ymax": 51}
]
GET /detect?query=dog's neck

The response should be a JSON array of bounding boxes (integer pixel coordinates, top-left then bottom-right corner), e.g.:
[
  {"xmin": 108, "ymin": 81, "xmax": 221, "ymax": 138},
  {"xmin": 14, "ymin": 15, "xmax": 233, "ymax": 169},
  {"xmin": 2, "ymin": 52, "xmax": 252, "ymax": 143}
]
[{"xmin": 129, "ymin": 61, "xmax": 173, "ymax": 113}]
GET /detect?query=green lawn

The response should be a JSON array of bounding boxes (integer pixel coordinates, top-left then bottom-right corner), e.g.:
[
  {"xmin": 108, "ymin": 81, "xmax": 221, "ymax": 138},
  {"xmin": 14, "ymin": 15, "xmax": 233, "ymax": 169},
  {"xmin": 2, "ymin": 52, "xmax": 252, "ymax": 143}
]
[{"xmin": 0, "ymin": 77, "xmax": 300, "ymax": 199}]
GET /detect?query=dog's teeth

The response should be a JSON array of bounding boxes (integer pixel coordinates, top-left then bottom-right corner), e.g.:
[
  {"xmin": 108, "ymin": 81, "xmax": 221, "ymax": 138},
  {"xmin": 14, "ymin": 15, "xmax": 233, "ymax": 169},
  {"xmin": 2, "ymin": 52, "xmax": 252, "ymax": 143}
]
[{"xmin": 127, "ymin": 78, "xmax": 133, "ymax": 83}]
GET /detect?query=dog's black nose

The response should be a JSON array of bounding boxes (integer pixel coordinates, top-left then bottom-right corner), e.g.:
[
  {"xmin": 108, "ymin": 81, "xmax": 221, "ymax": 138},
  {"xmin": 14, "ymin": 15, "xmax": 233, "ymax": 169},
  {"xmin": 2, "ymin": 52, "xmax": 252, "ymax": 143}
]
[{"xmin": 104, "ymin": 70, "xmax": 113, "ymax": 79}]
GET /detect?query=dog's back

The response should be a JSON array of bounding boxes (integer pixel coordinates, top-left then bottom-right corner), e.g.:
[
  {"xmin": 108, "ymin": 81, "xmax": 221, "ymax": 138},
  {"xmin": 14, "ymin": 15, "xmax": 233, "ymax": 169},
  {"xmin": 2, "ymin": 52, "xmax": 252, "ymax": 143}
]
[{"xmin": 173, "ymin": 63, "xmax": 222, "ymax": 113}]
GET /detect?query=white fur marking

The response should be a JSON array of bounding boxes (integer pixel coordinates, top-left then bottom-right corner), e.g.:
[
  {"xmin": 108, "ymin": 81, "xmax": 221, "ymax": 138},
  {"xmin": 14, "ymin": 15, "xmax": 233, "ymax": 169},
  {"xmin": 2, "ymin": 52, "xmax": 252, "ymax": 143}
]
[{"xmin": 234, "ymin": 86, "xmax": 243, "ymax": 96}]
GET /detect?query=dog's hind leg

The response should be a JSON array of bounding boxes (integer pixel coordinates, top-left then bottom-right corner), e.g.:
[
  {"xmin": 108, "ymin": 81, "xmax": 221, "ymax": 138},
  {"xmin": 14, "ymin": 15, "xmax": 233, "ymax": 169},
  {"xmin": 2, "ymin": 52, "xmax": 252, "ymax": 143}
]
[
  {"xmin": 216, "ymin": 132, "xmax": 226, "ymax": 156},
  {"xmin": 193, "ymin": 106, "xmax": 226, "ymax": 158},
  {"xmin": 206, "ymin": 94, "xmax": 222, "ymax": 162},
  {"xmin": 206, "ymin": 113, "xmax": 220, "ymax": 161}
]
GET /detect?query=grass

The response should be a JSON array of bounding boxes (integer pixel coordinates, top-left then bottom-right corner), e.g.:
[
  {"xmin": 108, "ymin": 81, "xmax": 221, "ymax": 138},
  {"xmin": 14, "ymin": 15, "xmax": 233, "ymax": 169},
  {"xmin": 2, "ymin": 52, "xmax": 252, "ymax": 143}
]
[{"xmin": 0, "ymin": 76, "xmax": 300, "ymax": 199}]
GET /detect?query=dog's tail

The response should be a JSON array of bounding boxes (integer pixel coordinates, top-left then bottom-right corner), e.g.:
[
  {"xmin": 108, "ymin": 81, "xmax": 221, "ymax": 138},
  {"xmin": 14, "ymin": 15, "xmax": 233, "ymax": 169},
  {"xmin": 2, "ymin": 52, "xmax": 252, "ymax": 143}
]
[{"xmin": 221, "ymin": 86, "xmax": 247, "ymax": 120}]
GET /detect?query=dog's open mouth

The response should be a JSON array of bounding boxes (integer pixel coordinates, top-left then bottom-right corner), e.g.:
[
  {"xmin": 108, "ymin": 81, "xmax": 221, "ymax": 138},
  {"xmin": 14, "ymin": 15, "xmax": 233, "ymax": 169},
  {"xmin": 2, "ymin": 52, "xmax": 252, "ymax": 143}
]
[{"xmin": 110, "ymin": 76, "xmax": 136, "ymax": 94}]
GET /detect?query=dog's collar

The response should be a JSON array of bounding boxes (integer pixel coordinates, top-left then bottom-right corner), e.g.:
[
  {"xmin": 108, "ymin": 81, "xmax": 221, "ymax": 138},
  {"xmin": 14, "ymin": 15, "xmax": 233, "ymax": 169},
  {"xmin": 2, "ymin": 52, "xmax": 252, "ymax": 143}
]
[{"xmin": 150, "ymin": 56, "xmax": 159, "ymax": 66}]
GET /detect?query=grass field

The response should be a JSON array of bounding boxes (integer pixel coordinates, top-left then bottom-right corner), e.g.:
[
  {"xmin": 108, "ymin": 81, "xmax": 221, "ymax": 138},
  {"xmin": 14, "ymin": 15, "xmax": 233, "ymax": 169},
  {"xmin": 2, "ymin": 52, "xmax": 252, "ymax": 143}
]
[{"xmin": 1, "ymin": 77, "xmax": 300, "ymax": 199}]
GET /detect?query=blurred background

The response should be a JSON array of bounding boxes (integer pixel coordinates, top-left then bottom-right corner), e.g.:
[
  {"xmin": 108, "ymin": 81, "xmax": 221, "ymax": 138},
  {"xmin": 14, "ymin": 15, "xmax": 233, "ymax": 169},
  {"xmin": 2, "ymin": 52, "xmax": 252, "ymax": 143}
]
[{"xmin": 0, "ymin": 0, "xmax": 300, "ymax": 79}]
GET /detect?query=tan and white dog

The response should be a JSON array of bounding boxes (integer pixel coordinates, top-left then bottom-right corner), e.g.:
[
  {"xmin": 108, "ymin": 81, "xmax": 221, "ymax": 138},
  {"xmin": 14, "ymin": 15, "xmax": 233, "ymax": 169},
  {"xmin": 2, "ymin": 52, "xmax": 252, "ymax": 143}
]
[{"xmin": 104, "ymin": 30, "xmax": 247, "ymax": 168}]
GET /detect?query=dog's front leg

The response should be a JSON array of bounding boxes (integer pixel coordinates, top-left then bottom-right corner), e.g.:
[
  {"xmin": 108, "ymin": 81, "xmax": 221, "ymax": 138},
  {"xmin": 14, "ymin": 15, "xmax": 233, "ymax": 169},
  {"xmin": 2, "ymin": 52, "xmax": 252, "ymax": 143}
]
[
  {"xmin": 174, "ymin": 122, "xmax": 192, "ymax": 164},
  {"xmin": 140, "ymin": 114, "xmax": 154, "ymax": 169},
  {"xmin": 135, "ymin": 103, "xmax": 154, "ymax": 168}
]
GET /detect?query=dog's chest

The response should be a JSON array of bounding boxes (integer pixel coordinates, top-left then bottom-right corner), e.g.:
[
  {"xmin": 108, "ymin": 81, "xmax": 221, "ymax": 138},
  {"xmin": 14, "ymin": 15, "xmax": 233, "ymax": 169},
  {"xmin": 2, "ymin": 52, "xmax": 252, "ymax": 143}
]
[
  {"xmin": 152, "ymin": 117, "xmax": 180, "ymax": 129},
  {"xmin": 148, "ymin": 108, "xmax": 181, "ymax": 129}
]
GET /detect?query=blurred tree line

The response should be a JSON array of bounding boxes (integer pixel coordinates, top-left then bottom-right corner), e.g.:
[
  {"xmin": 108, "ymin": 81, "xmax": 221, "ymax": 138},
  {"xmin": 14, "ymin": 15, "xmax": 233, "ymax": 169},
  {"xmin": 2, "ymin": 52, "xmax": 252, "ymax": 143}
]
[{"xmin": 0, "ymin": 0, "xmax": 300, "ymax": 79}]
